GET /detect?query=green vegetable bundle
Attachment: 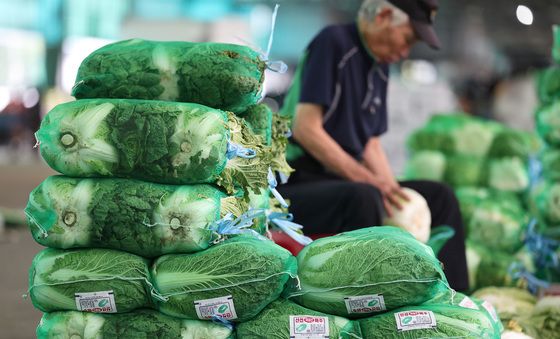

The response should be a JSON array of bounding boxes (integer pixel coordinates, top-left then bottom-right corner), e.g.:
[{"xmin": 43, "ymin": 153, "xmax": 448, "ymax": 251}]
[
  {"xmin": 287, "ymin": 227, "xmax": 451, "ymax": 318},
  {"xmin": 472, "ymin": 287, "xmax": 536, "ymax": 330},
  {"xmin": 423, "ymin": 291, "xmax": 504, "ymax": 335},
  {"xmin": 466, "ymin": 241, "xmax": 516, "ymax": 289},
  {"xmin": 540, "ymin": 147, "xmax": 560, "ymax": 181},
  {"xmin": 240, "ymin": 104, "xmax": 272, "ymax": 146},
  {"xmin": 36, "ymin": 99, "xmax": 271, "ymax": 194},
  {"xmin": 236, "ymin": 298, "xmax": 362, "ymax": 339},
  {"xmin": 486, "ymin": 157, "xmax": 529, "ymax": 192},
  {"xmin": 455, "ymin": 187, "xmax": 491, "ymax": 234},
  {"xmin": 530, "ymin": 181, "xmax": 560, "ymax": 227},
  {"xmin": 72, "ymin": 39, "xmax": 266, "ymax": 114},
  {"xmin": 359, "ymin": 304, "xmax": 498, "ymax": 339},
  {"xmin": 444, "ymin": 155, "xmax": 485, "ymax": 187},
  {"xmin": 37, "ymin": 309, "xmax": 234, "ymax": 339},
  {"xmin": 151, "ymin": 235, "xmax": 297, "ymax": 322},
  {"xmin": 28, "ymin": 248, "xmax": 152, "ymax": 313},
  {"xmin": 487, "ymin": 129, "xmax": 539, "ymax": 161},
  {"xmin": 403, "ymin": 150, "xmax": 446, "ymax": 182},
  {"xmin": 26, "ymin": 176, "xmax": 248, "ymax": 257},
  {"xmin": 536, "ymin": 101, "xmax": 560, "ymax": 147},
  {"xmin": 468, "ymin": 199, "xmax": 527, "ymax": 252},
  {"xmin": 520, "ymin": 296, "xmax": 560, "ymax": 339}
]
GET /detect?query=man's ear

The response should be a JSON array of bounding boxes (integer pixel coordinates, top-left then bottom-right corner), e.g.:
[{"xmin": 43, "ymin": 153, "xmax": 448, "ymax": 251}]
[{"xmin": 374, "ymin": 7, "xmax": 393, "ymax": 26}]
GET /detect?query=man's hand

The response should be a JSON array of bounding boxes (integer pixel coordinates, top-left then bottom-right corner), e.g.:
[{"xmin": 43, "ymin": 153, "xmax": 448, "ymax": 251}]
[{"xmin": 374, "ymin": 180, "xmax": 410, "ymax": 218}]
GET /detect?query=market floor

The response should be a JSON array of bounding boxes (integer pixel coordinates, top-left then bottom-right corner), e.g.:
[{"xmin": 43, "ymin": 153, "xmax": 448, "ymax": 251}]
[{"xmin": 0, "ymin": 162, "xmax": 56, "ymax": 338}]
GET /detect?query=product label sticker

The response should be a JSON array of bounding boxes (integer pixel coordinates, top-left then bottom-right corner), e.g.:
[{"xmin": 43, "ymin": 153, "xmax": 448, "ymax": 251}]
[
  {"xmin": 344, "ymin": 294, "xmax": 386, "ymax": 314},
  {"xmin": 394, "ymin": 310, "xmax": 437, "ymax": 331},
  {"xmin": 289, "ymin": 315, "xmax": 329, "ymax": 338},
  {"xmin": 75, "ymin": 290, "xmax": 117, "ymax": 313},
  {"xmin": 481, "ymin": 300, "xmax": 499, "ymax": 322},
  {"xmin": 194, "ymin": 295, "xmax": 237, "ymax": 320},
  {"xmin": 458, "ymin": 296, "xmax": 479, "ymax": 310}
]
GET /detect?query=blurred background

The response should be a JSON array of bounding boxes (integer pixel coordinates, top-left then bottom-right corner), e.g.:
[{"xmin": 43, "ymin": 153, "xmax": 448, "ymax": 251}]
[{"xmin": 0, "ymin": 0, "xmax": 558, "ymax": 337}]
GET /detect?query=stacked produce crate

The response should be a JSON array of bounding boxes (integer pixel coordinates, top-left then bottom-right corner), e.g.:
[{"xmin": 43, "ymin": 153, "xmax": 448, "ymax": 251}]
[{"xmin": 26, "ymin": 39, "xmax": 297, "ymax": 337}]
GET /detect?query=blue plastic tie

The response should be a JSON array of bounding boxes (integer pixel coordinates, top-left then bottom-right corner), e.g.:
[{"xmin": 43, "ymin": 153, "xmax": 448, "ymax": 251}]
[
  {"xmin": 508, "ymin": 262, "xmax": 550, "ymax": 294},
  {"xmin": 261, "ymin": 4, "xmax": 287, "ymax": 74},
  {"xmin": 268, "ymin": 168, "xmax": 289, "ymax": 208},
  {"xmin": 209, "ymin": 210, "xmax": 267, "ymax": 240},
  {"xmin": 528, "ymin": 155, "xmax": 542, "ymax": 190},
  {"xmin": 226, "ymin": 141, "xmax": 256, "ymax": 160},
  {"xmin": 268, "ymin": 212, "xmax": 313, "ymax": 246},
  {"xmin": 524, "ymin": 219, "xmax": 560, "ymax": 270},
  {"xmin": 211, "ymin": 315, "xmax": 234, "ymax": 331}
]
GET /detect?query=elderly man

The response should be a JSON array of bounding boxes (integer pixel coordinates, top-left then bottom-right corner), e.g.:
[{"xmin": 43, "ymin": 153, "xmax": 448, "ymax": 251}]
[{"xmin": 279, "ymin": 0, "xmax": 469, "ymax": 291}]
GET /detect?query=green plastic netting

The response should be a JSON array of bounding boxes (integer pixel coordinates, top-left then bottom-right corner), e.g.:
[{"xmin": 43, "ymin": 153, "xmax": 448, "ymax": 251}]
[
  {"xmin": 72, "ymin": 39, "xmax": 266, "ymax": 114},
  {"xmin": 444, "ymin": 155, "xmax": 486, "ymax": 187},
  {"xmin": 536, "ymin": 101, "xmax": 560, "ymax": 147},
  {"xmin": 240, "ymin": 104, "xmax": 272, "ymax": 146},
  {"xmin": 28, "ymin": 248, "xmax": 153, "ymax": 313},
  {"xmin": 36, "ymin": 99, "xmax": 271, "ymax": 194},
  {"xmin": 151, "ymin": 235, "xmax": 297, "ymax": 322},
  {"xmin": 358, "ymin": 304, "xmax": 498, "ymax": 339},
  {"xmin": 536, "ymin": 67, "xmax": 560, "ymax": 105},
  {"xmin": 472, "ymin": 287, "xmax": 536, "ymax": 330},
  {"xmin": 468, "ymin": 199, "xmax": 528, "ymax": 252},
  {"xmin": 466, "ymin": 241, "xmax": 516, "ymax": 290},
  {"xmin": 487, "ymin": 129, "xmax": 540, "ymax": 161},
  {"xmin": 530, "ymin": 181, "xmax": 560, "ymax": 228},
  {"xmin": 485, "ymin": 157, "xmax": 529, "ymax": 193},
  {"xmin": 287, "ymin": 227, "xmax": 451, "ymax": 319},
  {"xmin": 422, "ymin": 291, "xmax": 504, "ymax": 335},
  {"xmin": 540, "ymin": 147, "xmax": 560, "ymax": 181},
  {"xmin": 403, "ymin": 150, "xmax": 446, "ymax": 181},
  {"xmin": 247, "ymin": 187, "xmax": 271, "ymax": 235},
  {"xmin": 236, "ymin": 298, "xmax": 362, "ymax": 339},
  {"xmin": 36, "ymin": 309, "xmax": 234, "ymax": 339},
  {"xmin": 25, "ymin": 176, "xmax": 249, "ymax": 258}
]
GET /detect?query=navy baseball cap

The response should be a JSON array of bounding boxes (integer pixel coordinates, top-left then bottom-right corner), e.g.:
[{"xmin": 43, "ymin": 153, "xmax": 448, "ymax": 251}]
[{"xmin": 389, "ymin": 0, "xmax": 441, "ymax": 49}]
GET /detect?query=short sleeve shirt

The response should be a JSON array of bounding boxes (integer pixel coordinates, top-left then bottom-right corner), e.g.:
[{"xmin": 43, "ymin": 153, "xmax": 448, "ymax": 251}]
[{"xmin": 297, "ymin": 23, "xmax": 389, "ymax": 160}]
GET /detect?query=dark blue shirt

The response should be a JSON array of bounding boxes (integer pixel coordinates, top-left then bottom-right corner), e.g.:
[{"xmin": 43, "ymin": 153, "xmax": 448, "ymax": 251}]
[{"xmin": 298, "ymin": 22, "xmax": 389, "ymax": 160}]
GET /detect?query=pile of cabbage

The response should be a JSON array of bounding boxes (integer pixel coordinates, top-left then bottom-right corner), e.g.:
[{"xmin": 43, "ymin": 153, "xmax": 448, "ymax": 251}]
[{"xmin": 25, "ymin": 38, "xmax": 306, "ymax": 338}]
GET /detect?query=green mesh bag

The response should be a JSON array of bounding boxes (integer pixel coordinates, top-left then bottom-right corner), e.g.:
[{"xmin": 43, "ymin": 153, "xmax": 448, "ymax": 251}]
[
  {"xmin": 25, "ymin": 176, "xmax": 249, "ymax": 258},
  {"xmin": 422, "ymin": 291, "xmax": 504, "ymax": 335},
  {"xmin": 455, "ymin": 187, "xmax": 491, "ymax": 234},
  {"xmin": 37, "ymin": 309, "xmax": 234, "ymax": 339},
  {"xmin": 247, "ymin": 187, "xmax": 271, "ymax": 235},
  {"xmin": 536, "ymin": 101, "xmax": 560, "ymax": 147},
  {"xmin": 36, "ymin": 99, "xmax": 271, "ymax": 194},
  {"xmin": 520, "ymin": 296, "xmax": 560, "ymax": 339},
  {"xmin": 72, "ymin": 39, "xmax": 266, "ymax": 114},
  {"xmin": 407, "ymin": 114, "xmax": 501, "ymax": 157},
  {"xmin": 28, "ymin": 248, "xmax": 153, "ymax": 313},
  {"xmin": 530, "ymin": 181, "xmax": 560, "ymax": 227},
  {"xmin": 271, "ymin": 112, "xmax": 294, "ymax": 178},
  {"xmin": 403, "ymin": 150, "xmax": 446, "ymax": 181},
  {"xmin": 466, "ymin": 241, "xmax": 516, "ymax": 290},
  {"xmin": 472, "ymin": 287, "xmax": 536, "ymax": 330},
  {"xmin": 287, "ymin": 227, "xmax": 451, "ymax": 319},
  {"xmin": 536, "ymin": 67, "xmax": 560, "ymax": 105},
  {"xmin": 485, "ymin": 157, "xmax": 529, "ymax": 193},
  {"xmin": 540, "ymin": 147, "xmax": 560, "ymax": 181},
  {"xmin": 488, "ymin": 129, "xmax": 540, "ymax": 160},
  {"xmin": 240, "ymin": 104, "xmax": 272, "ymax": 146},
  {"xmin": 151, "ymin": 235, "xmax": 297, "ymax": 322},
  {"xmin": 444, "ymin": 155, "xmax": 485, "ymax": 187},
  {"xmin": 468, "ymin": 199, "xmax": 528, "ymax": 252},
  {"xmin": 235, "ymin": 299, "xmax": 362, "ymax": 339},
  {"xmin": 358, "ymin": 304, "xmax": 498, "ymax": 339}
]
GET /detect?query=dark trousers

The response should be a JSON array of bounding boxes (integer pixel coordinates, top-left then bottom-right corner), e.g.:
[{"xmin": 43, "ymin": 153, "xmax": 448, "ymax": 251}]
[{"xmin": 278, "ymin": 170, "xmax": 469, "ymax": 292}]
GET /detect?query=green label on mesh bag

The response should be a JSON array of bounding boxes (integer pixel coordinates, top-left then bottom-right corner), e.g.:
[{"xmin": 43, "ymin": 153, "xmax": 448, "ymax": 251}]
[
  {"xmin": 394, "ymin": 310, "xmax": 437, "ymax": 331},
  {"xmin": 75, "ymin": 291, "xmax": 117, "ymax": 313},
  {"xmin": 344, "ymin": 294, "xmax": 386, "ymax": 314},
  {"xmin": 194, "ymin": 295, "xmax": 237, "ymax": 320},
  {"xmin": 289, "ymin": 315, "xmax": 329, "ymax": 338}
]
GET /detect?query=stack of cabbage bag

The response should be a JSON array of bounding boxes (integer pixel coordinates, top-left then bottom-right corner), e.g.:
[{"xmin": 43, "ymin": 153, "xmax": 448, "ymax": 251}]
[
  {"xmin": 405, "ymin": 113, "xmax": 539, "ymax": 290},
  {"xmin": 26, "ymin": 39, "xmax": 299, "ymax": 338},
  {"xmin": 236, "ymin": 227, "xmax": 499, "ymax": 338},
  {"xmin": 530, "ymin": 26, "xmax": 560, "ymax": 286}
]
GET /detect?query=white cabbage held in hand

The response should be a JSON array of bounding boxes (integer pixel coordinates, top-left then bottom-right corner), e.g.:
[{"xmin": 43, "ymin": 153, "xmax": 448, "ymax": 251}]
[{"xmin": 383, "ymin": 187, "xmax": 431, "ymax": 243}]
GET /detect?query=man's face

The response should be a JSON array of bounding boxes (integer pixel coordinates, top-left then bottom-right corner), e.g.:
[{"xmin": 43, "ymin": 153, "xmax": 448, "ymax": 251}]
[{"xmin": 365, "ymin": 14, "xmax": 418, "ymax": 64}]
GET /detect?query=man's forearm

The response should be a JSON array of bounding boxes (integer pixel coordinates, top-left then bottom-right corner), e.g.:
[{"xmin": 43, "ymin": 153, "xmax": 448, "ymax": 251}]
[
  {"xmin": 363, "ymin": 137, "xmax": 397, "ymax": 184},
  {"xmin": 293, "ymin": 104, "xmax": 377, "ymax": 184}
]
